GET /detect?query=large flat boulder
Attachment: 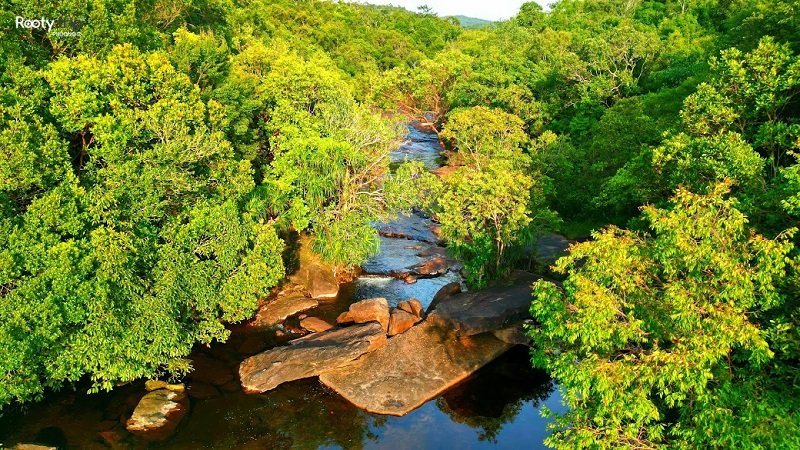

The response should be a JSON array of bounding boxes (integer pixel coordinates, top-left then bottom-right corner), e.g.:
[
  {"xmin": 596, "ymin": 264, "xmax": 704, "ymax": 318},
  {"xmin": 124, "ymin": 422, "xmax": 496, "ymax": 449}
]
[
  {"xmin": 249, "ymin": 292, "xmax": 318, "ymax": 328},
  {"xmin": 126, "ymin": 389, "xmax": 188, "ymax": 440},
  {"xmin": 427, "ymin": 272, "xmax": 540, "ymax": 336},
  {"xmin": 239, "ymin": 323, "xmax": 387, "ymax": 393},
  {"xmin": 319, "ymin": 321, "xmax": 512, "ymax": 416}
]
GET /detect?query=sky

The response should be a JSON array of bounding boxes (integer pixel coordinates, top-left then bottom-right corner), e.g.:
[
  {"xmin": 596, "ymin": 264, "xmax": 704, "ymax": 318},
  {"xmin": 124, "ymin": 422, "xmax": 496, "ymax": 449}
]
[{"xmin": 350, "ymin": 1, "xmax": 548, "ymax": 21}]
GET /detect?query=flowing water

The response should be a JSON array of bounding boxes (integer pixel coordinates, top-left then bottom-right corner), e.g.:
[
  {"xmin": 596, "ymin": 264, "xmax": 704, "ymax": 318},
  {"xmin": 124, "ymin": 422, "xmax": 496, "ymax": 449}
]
[{"xmin": 0, "ymin": 125, "xmax": 564, "ymax": 449}]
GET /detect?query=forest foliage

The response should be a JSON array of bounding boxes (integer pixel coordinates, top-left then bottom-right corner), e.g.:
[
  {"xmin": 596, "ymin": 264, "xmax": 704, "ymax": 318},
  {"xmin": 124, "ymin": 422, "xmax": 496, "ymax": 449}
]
[{"xmin": 2, "ymin": 0, "xmax": 800, "ymax": 448}]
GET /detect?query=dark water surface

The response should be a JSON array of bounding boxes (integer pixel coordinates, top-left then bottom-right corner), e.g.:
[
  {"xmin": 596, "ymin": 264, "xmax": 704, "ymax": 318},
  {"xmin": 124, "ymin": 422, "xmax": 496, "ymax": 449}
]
[{"xmin": 0, "ymin": 126, "xmax": 563, "ymax": 449}]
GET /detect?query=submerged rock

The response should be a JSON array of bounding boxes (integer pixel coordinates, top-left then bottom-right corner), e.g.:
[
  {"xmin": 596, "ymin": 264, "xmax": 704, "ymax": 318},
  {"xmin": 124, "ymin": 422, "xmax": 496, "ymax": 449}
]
[
  {"xmin": 319, "ymin": 321, "xmax": 512, "ymax": 416},
  {"xmin": 186, "ymin": 382, "xmax": 220, "ymax": 400},
  {"xmin": 335, "ymin": 297, "xmax": 390, "ymax": 332},
  {"xmin": 239, "ymin": 323, "xmax": 387, "ymax": 393},
  {"xmin": 249, "ymin": 292, "xmax": 318, "ymax": 328},
  {"xmin": 126, "ymin": 389, "xmax": 188, "ymax": 440},
  {"xmin": 428, "ymin": 272, "xmax": 540, "ymax": 336}
]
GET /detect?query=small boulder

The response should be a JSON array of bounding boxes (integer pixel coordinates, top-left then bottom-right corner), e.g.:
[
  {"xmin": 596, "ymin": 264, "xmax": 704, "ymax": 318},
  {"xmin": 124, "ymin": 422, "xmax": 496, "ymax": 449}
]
[
  {"xmin": 404, "ymin": 275, "xmax": 417, "ymax": 284},
  {"xmin": 388, "ymin": 308, "xmax": 421, "ymax": 336},
  {"xmin": 405, "ymin": 256, "xmax": 449, "ymax": 277},
  {"xmin": 398, "ymin": 298, "xmax": 424, "ymax": 319},
  {"xmin": 98, "ymin": 428, "xmax": 125, "ymax": 446},
  {"xmin": 126, "ymin": 389, "xmax": 188, "ymax": 440},
  {"xmin": 300, "ymin": 316, "xmax": 334, "ymax": 333},
  {"xmin": 337, "ymin": 298, "xmax": 390, "ymax": 332}
]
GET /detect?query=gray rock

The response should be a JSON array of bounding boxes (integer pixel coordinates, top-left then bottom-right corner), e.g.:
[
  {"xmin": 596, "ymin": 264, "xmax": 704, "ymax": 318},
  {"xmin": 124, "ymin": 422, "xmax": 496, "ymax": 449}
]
[
  {"xmin": 428, "ymin": 272, "xmax": 540, "ymax": 335},
  {"xmin": 425, "ymin": 282, "xmax": 462, "ymax": 315}
]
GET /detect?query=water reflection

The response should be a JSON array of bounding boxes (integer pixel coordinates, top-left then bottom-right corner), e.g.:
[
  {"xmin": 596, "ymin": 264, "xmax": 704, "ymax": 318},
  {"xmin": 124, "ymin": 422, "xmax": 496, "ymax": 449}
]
[{"xmin": 0, "ymin": 346, "xmax": 561, "ymax": 450}]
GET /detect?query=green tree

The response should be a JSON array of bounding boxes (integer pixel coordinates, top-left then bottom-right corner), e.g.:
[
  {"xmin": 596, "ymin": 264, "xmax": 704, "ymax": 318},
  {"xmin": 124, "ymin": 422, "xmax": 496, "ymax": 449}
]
[
  {"xmin": 437, "ymin": 107, "xmax": 556, "ymax": 287},
  {"xmin": 530, "ymin": 182, "xmax": 798, "ymax": 448},
  {"xmin": 0, "ymin": 44, "xmax": 284, "ymax": 407}
]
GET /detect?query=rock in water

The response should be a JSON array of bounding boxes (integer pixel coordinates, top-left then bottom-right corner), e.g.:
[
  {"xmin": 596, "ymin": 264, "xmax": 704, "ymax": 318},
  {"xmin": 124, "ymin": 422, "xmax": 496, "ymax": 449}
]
[
  {"xmin": 405, "ymin": 256, "xmax": 450, "ymax": 277},
  {"xmin": 300, "ymin": 316, "xmax": 334, "ymax": 333},
  {"xmin": 249, "ymin": 292, "xmax": 319, "ymax": 328},
  {"xmin": 126, "ymin": 389, "xmax": 188, "ymax": 440},
  {"xmin": 239, "ymin": 323, "xmax": 387, "ymax": 393},
  {"xmin": 335, "ymin": 297, "xmax": 390, "ymax": 332},
  {"xmin": 388, "ymin": 308, "xmax": 421, "ymax": 336},
  {"xmin": 319, "ymin": 321, "xmax": 512, "ymax": 416},
  {"xmin": 428, "ymin": 272, "xmax": 540, "ymax": 335}
]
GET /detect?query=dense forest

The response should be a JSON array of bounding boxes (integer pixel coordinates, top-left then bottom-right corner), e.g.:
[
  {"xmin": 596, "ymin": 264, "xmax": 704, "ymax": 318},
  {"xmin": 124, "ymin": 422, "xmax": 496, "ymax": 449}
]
[{"xmin": 1, "ymin": 0, "xmax": 799, "ymax": 448}]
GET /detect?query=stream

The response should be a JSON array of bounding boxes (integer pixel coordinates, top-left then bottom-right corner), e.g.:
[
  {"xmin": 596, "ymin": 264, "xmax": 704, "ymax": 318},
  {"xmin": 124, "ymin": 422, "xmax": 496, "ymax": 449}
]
[{"xmin": 0, "ymin": 125, "xmax": 564, "ymax": 449}]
